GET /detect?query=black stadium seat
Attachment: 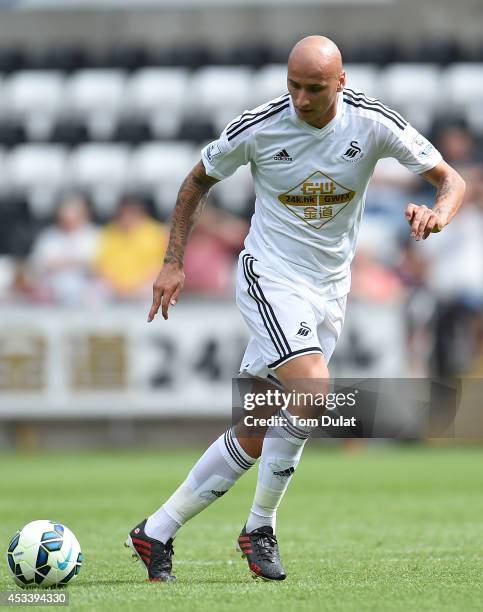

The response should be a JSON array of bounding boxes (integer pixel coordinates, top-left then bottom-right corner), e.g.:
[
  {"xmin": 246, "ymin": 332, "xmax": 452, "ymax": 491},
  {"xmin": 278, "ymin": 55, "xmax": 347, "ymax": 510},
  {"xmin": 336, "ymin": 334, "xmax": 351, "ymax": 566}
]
[
  {"xmin": 0, "ymin": 48, "xmax": 26, "ymax": 73},
  {"xmin": 31, "ymin": 46, "xmax": 88, "ymax": 72},
  {"xmin": 111, "ymin": 120, "xmax": 153, "ymax": 145},
  {"xmin": 0, "ymin": 123, "xmax": 27, "ymax": 147},
  {"xmin": 177, "ymin": 118, "xmax": 217, "ymax": 143},
  {"xmin": 50, "ymin": 121, "xmax": 89, "ymax": 146}
]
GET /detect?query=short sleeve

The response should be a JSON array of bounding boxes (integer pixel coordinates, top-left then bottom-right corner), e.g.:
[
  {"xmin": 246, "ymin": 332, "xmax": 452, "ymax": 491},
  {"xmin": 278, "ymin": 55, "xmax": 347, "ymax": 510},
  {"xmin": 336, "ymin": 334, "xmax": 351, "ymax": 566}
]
[
  {"xmin": 380, "ymin": 123, "xmax": 442, "ymax": 174},
  {"xmin": 201, "ymin": 115, "xmax": 252, "ymax": 180}
]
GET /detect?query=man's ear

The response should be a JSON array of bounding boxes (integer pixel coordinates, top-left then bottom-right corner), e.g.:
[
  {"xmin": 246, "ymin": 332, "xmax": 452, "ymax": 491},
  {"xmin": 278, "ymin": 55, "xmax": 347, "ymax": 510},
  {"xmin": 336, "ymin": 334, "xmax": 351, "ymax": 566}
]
[{"xmin": 337, "ymin": 70, "xmax": 346, "ymax": 92}]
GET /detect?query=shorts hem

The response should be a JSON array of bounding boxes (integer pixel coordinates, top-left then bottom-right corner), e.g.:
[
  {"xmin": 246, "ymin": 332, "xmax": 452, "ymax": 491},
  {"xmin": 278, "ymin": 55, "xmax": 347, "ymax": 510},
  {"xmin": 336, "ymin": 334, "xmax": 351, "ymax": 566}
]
[{"xmin": 268, "ymin": 347, "xmax": 323, "ymax": 369}]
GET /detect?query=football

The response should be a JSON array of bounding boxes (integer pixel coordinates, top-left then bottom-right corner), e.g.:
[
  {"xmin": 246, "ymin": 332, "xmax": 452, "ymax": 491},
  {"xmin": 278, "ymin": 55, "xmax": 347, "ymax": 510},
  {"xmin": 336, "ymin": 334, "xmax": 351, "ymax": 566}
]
[{"xmin": 6, "ymin": 520, "xmax": 82, "ymax": 588}]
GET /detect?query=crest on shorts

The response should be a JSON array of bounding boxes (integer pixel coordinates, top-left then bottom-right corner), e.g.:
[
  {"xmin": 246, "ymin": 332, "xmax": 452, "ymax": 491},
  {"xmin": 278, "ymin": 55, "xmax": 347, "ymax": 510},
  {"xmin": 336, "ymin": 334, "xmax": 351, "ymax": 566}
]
[{"xmin": 278, "ymin": 171, "xmax": 356, "ymax": 229}]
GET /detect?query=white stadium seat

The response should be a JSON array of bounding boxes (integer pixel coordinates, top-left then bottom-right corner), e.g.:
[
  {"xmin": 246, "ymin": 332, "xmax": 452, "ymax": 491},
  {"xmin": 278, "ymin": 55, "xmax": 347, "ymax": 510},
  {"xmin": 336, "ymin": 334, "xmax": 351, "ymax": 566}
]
[
  {"xmin": 344, "ymin": 64, "xmax": 380, "ymax": 98},
  {"xmin": 2, "ymin": 71, "xmax": 65, "ymax": 139},
  {"xmin": 68, "ymin": 144, "xmax": 130, "ymax": 216},
  {"xmin": 125, "ymin": 68, "xmax": 189, "ymax": 138},
  {"xmin": 0, "ymin": 256, "xmax": 16, "ymax": 294},
  {"xmin": 443, "ymin": 63, "xmax": 483, "ymax": 134},
  {"xmin": 130, "ymin": 142, "xmax": 198, "ymax": 216},
  {"xmin": 64, "ymin": 70, "xmax": 126, "ymax": 139},
  {"xmin": 380, "ymin": 64, "xmax": 442, "ymax": 131},
  {"xmin": 4, "ymin": 145, "xmax": 67, "ymax": 218},
  {"xmin": 249, "ymin": 64, "xmax": 287, "ymax": 109},
  {"xmin": 189, "ymin": 67, "xmax": 253, "ymax": 132}
]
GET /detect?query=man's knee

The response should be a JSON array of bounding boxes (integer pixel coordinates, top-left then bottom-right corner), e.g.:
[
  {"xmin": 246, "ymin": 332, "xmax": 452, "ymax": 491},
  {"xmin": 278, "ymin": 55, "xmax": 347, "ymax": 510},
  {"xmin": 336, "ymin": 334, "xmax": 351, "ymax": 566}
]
[{"xmin": 275, "ymin": 353, "xmax": 330, "ymax": 419}]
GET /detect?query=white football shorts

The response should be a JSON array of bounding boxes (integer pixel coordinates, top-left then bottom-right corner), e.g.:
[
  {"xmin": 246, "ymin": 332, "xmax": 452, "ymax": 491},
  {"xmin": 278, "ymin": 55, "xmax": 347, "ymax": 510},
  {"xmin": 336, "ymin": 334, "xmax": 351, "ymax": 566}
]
[{"xmin": 236, "ymin": 250, "xmax": 347, "ymax": 378}]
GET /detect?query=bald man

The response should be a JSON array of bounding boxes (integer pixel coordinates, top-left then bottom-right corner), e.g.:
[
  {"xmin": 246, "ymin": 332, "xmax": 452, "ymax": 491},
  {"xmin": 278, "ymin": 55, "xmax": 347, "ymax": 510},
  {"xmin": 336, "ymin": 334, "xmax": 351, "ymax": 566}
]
[{"xmin": 126, "ymin": 36, "xmax": 465, "ymax": 582}]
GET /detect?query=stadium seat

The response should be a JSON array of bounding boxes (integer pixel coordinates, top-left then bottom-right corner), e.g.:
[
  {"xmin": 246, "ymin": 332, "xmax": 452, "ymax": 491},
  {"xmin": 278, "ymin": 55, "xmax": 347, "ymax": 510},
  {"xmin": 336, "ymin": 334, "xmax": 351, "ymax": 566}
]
[
  {"xmin": 0, "ymin": 122, "xmax": 26, "ymax": 147},
  {"xmin": 188, "ymin": 67, "xmax": 253, "ymax": 132},
  {"xmin": 111, "ymin": 119, "xmax": 153, "ymax": 144},
  {"xmin": 177, "ymin": 118, "xmax": 217, "ymax": 143},
  {"xmin": 344, "ymin": 64, "xmax": 380, "ymax": 97},
  {"xmin": 93, "ymin": 46, "xmax": 149, "ymax": 71},
  {"xmin": 443, "ymin": 64, "xmax": 483, "ymax": 134},
  {"xmin": 50, "ymin": 120, "xmax": 89, "ymax": 146},
  {"xmin": 224, "ymin": 44, "xmax": 272, "ymax": 68},
  {"xmin": 129, "ymin": 142, "xmax": 198, "ymax": 216},
  {"xmin": 64, "ymin": 70, "xmax": 126, "ymax": 139},
  {"xmin": 0, "ymin": 48, "xmax": 26, "ymax": 73},
  {"xmin": 4, "ymin": 145, "xmax": 67, "ymax": 218},
  {"xmin": 0, "ymin": 146, "xmax": 6, "ymax": 193},
  {"xmin": 2, "ymin": 71, "xmax": 65, "ymax": 140},
  {"xmin": 381, "ymin": 64, "xmax": 442, "ymax": 131},
  {"xmin": 67, "ymin": 144, "xmax": 130, "ymax": 217},
  {"xmin": 125, "ymin": 68, "xmax": 189, "ymax": 139},
  {"xmin": 34, "ymin": 46, "xmax": 87, "ymax": 72},
  {"xmin": 0, "ymin": 255, "xmax": 15, "ymax": 292},
  {"xmin": 249, "ymin": 64, "xmax": 287, "ymax": 109}
]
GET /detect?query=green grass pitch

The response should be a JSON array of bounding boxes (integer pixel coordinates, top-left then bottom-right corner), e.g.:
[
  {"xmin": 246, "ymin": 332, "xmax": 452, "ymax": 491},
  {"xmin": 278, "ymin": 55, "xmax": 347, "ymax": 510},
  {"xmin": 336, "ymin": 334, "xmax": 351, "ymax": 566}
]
[{"xmin": 1, "ymin": 444, "xmax": 482, "ymax": 611}]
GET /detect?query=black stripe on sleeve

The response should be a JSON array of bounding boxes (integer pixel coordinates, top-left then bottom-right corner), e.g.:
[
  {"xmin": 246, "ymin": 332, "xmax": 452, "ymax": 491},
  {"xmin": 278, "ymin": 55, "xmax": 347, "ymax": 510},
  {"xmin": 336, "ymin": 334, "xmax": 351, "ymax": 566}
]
[
  {"xmin": 344, "ymin": 88, "xmax": 407, "ymax": 125},
  {"xmin": 343, "ymin": 93, "xmax": 406, "ymax": 130},
  {"xmin": 228, "ymin": 104, "xmax": 290, "ymax": 141},
  {"xmin": 226, "ymin": 94, "xmax": 290, "ymax": 135}
]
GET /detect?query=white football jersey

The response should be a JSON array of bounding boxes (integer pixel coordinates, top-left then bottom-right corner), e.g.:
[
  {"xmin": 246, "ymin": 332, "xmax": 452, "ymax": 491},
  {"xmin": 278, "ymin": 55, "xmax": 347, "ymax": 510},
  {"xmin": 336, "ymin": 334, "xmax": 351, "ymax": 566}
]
[{"xmin": 201, "ymin": 88, "xmax": 442, "ymax": 298}]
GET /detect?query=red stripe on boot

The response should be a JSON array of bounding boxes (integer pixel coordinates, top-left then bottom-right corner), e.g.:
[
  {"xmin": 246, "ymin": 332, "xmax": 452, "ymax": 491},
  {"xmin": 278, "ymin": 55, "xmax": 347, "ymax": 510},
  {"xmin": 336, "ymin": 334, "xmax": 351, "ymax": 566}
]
[{"xmin": 132, "ymin": 538, "xmax": 152, "ymax": 550}]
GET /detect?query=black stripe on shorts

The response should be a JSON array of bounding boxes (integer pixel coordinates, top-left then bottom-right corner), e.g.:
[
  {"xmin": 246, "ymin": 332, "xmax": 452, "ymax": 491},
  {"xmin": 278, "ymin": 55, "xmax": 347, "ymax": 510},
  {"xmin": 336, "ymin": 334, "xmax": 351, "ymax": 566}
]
[
  {"xmin": 242, "ymin": 254, "xmax": 291, "ymax": 359},
  {"xmin": 267, "ymin": 347, "xmax": 323, "ymax": 370}
]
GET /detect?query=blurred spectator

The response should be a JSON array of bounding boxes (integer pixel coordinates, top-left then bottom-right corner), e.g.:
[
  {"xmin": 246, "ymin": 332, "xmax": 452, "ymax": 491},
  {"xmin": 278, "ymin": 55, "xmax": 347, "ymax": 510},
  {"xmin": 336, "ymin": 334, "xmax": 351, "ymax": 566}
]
[
  {"xmin": 183, "ymin": 206, "xmax": 248, "ymax": 297},
  {"xmin": 365, "ymin": 158, "xmax": 418, "ymax": 238},
  {"xmin": 435, "ymin": 124, "xmax": 481, "ymax": 169},
  {"xmin": 351, "ymin": 218, "xmax": 404, "ymax": 303},
  {"xmin": 418, "ymin": 166, "xmax": 483, "ymax": 375},
  {"xmin": 95, "ymin": 196, "xmax": 168, "ymax": 301},
  {"xmin": 29, "ymin": 194, "xmax": 99, "ymax": 305}
]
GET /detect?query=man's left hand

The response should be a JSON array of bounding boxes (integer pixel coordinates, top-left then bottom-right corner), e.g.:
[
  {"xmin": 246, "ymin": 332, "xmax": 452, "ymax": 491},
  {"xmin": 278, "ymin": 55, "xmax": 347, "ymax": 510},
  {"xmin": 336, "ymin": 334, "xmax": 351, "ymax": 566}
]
[{"xmin": 405, "ymin": 203, "xmax": 447, "ymax": 241}]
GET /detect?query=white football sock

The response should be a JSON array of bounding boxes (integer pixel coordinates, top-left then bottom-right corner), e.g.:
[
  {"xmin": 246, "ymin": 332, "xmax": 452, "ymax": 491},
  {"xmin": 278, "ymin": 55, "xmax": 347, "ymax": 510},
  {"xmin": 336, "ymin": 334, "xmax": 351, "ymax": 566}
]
[
  {"xmin": 246, "ymin": 408, "xmax": 316, "ymax": 533},
  {"xmin": 145, "ymin": 427, "xmax": 256, "ymax": 543}
]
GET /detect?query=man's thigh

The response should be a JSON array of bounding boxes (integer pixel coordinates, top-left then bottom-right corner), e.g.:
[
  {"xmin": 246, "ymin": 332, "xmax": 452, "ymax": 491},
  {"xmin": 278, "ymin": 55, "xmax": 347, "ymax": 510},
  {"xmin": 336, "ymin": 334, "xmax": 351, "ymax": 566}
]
[{"xmin": 236, "ymin": 252, "xmax": 323, "ymax": 376}]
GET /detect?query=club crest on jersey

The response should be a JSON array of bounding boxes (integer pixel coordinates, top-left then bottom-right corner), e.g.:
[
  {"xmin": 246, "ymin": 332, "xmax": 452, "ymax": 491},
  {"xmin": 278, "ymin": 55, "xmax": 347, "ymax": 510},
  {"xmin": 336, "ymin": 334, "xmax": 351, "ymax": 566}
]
[
  {"xmin": 341, "ymin": 140, "xmax": 363, "ymax": 163},
  {"xmin": 278, "ymin": 171, "xmax": 356, "ymax": 229}
]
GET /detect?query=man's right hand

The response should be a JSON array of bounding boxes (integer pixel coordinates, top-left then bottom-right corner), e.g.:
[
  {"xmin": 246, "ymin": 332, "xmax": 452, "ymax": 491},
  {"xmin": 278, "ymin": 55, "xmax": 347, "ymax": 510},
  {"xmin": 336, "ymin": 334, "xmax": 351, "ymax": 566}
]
[{"xmin": 148, "ymin": 263, "xmax": 185, "ymax": 322}]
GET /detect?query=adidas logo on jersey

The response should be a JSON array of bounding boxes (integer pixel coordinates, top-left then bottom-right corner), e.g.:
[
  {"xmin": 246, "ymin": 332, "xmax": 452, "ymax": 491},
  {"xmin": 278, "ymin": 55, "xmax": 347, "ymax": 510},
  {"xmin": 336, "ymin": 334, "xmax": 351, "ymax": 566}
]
[
  {"xmin": 296, "ymin": 322, "xmax": 311, "ymax": 337},
  {"xmin": 274, "ymin": 149, "xmax": 292, "ymax": 162}
]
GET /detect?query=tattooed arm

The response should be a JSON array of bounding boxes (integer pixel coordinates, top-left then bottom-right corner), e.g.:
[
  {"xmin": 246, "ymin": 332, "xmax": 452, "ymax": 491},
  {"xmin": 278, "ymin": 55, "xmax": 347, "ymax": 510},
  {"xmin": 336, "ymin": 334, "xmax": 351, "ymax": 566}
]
[
  {"xmin": 148, "ymin": 161, "xmax": 219, "ymax": 321},
  {"xmin": 404, "ymin": 160, "xmax": 466, "ymax": 241}
]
